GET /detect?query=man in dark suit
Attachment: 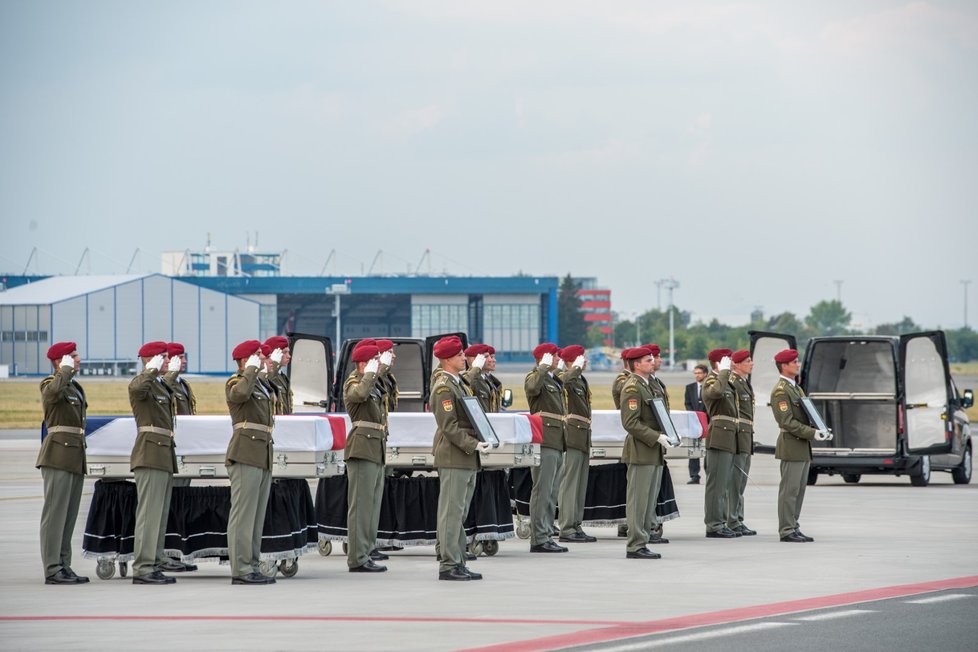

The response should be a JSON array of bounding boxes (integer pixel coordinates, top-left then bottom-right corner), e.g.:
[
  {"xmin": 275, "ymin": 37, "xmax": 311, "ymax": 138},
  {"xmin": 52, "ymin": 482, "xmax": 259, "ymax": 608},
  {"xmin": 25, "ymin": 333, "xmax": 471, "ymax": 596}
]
[{"xmin": 684, "ymin": 364, "xmax": 709, "ymax": 484}]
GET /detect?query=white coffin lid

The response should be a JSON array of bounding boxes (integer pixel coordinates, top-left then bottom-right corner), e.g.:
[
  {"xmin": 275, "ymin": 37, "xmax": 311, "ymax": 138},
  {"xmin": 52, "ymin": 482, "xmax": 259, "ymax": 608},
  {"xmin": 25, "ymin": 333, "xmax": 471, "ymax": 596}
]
[
  {"xmin": 381, "ymin": 412, "xmax": 535, "ymax": 448},
  {"xmin": 589, "ymin": 409, "xmax": 704, "ymax": 444}
]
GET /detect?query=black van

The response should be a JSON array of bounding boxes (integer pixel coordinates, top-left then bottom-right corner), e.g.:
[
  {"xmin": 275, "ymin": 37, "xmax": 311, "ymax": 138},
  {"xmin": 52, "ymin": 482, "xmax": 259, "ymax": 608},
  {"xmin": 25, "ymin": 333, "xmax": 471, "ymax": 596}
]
[
  {"xmin": 749, "ymin": 330, "xmax": 973, "ymax": 486},
  {"xmin": 285, "ymin": 332, "xmax": 467, "ymax": 413}
]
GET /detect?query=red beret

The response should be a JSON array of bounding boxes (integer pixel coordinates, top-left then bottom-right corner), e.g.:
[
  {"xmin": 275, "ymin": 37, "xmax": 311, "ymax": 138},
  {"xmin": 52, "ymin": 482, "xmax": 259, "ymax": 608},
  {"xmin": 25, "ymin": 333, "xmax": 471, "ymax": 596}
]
[
  {"xmin": 464, "ymin": 344, "xmax": 488, "ymax": 357},
  {"xmin": 485, "ymin": 345, "xmax": 495, "ymax": 355},
  {"xmin": 560, "ymin": 345, "xmax": 585, "ymax": 362},
  {"xmin": 260, "ymin": 344, "xmax": 272, "ymax": 357},
  {"xmin": 532, "ymin": 343, "xmax": 559, "ymax": 359},
  {"xmin": 433, "ymin": 336, "xmax": 463, "ymax": 359},
  {"xmin": 138, "ymin": 341, "xmax": 168, "ymax": 357},
  {"xmin": 731, "ymin": 349, "xmax": 751, "ymax": 363},
  {"xmin": 232, "ymin": 340, "xmax": 262, "ymax": 360},
  {"xmin": 166, "ymin": 342, "xmax": 185, "ymax": 357},
  {"xmin": 47, "ymin": 342, "xmax": 77, "ymax": 361},
  {"xmin": 352, "ymin": 344, "xmax": 379, "ymax": 363},
  {"xmin": 774, "ymin": 349, "xmax": 799, "ymax": 364},
  {"xmin": 622, "ymin": 346, "xmax": 652, "ymax": 361},
  {"xmin": 707, "ymin": 348, "xmax": 733, "ymax": 363},
  {"xmin": 375, "ymin": 339, "xmax": 394, "ymax": 353},
  {"xmin": 642, "ymin": 343, "xmax": 661, "ymax": 357},
  {"xmin": 264, "ymin": 336, "xmax": 289, "ymax": 351},
  {"xmin": 355, "ymin": 339, "xmax": 377, "ymax": 349}
]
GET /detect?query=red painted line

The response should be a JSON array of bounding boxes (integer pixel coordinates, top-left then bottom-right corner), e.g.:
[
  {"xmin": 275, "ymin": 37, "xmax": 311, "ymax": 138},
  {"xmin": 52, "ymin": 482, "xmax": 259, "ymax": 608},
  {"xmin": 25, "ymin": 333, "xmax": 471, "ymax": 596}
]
[
  {"xmin": 0, "ymin": 615, "xmax": 627, "ymax": 627},
  {"xmin": 463, "ymin": 575, "xmax": 978, "ymax": 652}
]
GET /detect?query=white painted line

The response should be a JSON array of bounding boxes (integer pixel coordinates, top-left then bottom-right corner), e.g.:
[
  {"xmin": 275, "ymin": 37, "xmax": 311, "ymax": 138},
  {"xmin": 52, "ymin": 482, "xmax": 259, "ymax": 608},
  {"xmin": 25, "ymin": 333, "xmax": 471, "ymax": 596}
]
[
  {"xmin": 795, "ymin": 609, "xmax": 873, "ymax": 621},
  {"xmin": 599, "ymin": 622, "xmax": 796, "ymax": 651},
  {"xmin": 905, "ymin": 594, "xmax": 974, "ymax": 605}
]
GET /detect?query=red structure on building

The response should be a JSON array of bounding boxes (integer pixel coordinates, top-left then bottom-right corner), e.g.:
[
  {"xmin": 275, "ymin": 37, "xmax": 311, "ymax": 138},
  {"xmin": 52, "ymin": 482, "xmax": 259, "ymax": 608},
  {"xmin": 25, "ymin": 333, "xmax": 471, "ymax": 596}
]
[{"xmin": 578, "ymin": 286, "xmax": 613, "ymax": 346}]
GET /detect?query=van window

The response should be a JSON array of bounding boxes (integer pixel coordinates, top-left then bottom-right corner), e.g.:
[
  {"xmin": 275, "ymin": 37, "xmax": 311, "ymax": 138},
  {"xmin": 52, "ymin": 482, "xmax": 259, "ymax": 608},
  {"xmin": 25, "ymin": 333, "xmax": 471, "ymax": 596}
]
[{"xmin": 806, "ymin": 341, "xmax": 896, "ymax": 395}]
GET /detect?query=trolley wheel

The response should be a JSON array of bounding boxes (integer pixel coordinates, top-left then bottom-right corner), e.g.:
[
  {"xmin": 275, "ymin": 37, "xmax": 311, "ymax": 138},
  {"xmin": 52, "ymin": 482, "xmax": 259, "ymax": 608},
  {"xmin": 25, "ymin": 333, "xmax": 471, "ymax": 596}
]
[
  {"xmin": 342, "ymin": 542, "xmax": 348, "ymax": 554},
  {"xmin": 318, "ymin": 539, "xmax": 333, "ymax": 556},
  {"xmin": 516, "ymin": 522, "xmax": 531, "ymax": 540},
  {"xmin": 468, "ymin": 541, "xmax": 484, "ymax": 557},
  {"xmin": 483, "ymin": 540, "xmax": 499, "ymax": 556},
  {"xmin": 95, "ymin": 560, "xmax": 115, "ymax": 580},
  {"xmin": 258, "ymin": 560, "xmax": 278, "ymax": 578},
  {"xmin": 279, "ymin": 559, "xmax": 298, "ymax": 578},
  {"xmin": 118, "ymin": 561, "xmax": 128, "ymax": 578}
]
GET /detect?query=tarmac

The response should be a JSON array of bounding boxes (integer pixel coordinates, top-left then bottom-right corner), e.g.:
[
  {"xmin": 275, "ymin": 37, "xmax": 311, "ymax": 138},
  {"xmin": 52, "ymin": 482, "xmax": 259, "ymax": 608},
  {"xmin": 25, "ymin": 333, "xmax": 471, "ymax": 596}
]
[{"xmin": 1, "ymin": 431, "xmax": 976, "ymax": 651}]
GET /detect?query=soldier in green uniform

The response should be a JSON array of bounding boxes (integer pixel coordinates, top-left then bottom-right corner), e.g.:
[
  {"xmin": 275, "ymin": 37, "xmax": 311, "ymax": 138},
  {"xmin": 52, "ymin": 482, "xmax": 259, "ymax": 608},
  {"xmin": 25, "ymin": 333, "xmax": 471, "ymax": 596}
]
[
  {"xmin": 611, "ymin": 350, "xmax": 631, "ymax": 410},
  {"xmin": 264, "ymin": 336, "xmax": 293, "ymax": 415},
  {"xmin": 619, "ymin": 346, "xmax": 675, "ymax": 559},
  {"xmin": 463, "ymin": 344, "xmax": 501, "ymax": 413},
  {"xmin": 772, "ymin": 349, "xmax": 829, "ymax": 543},
  {"xmin": 343, "ymin": 342, "xmax": 389, "ymax": 573},
  {"xmin": 727, "ymin": 350, "xmax": 757, "ymax": 536},
  {"xmin": 129, "ymin": 341, "xmax": 179, "ymax": 584},
  {"xmin": 701, "ymin": 348, "xmax": 741, "ymax": 539},
  {"xmin": 376, "ymin": 339, "xmax": 399, "ymax": 414},
  {"xmin": 525, "ymin": 343, "xmax": 568, "ymax": 553},
  {"xmin": 163, "ymin": 342, "xmax": 196, "ymax": 491},
  {"xmin": 37, "ymin": 342, "xmax": 89, "ymax": 585},
  {"xmin": 555, "ymin": 345, "xmax": 596, "ymax": 544},
  {"xmin": 225, "ymin": 340, "xmax": 277, "ymax": 584},
  {"xmin": 432, "ymin": 336, "xmax": 491, "ymax": 581}
]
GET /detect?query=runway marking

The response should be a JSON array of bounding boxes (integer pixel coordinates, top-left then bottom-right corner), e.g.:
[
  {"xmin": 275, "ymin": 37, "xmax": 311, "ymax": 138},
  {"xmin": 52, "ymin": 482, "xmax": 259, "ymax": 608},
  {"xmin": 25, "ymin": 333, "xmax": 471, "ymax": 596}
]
[
  {"xmin": 583, "ymin": 622, "xmax": 795, "ymax": 651},
  {"xmin": 794, "ymin": 609, "xmax": 873, "ymax": 621},
  {"xmin": 905, "ymin": 594, "xmax": 974, "ymax": 605},
  {"xmin": 462, "ymin": 575, "xmax": 978, "ymax": 652}
]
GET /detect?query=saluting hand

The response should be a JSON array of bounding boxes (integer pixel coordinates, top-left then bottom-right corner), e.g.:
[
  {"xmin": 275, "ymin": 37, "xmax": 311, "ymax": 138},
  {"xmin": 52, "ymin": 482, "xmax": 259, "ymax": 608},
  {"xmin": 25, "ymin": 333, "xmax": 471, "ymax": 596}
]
[
  {"xmin": 167, "ymin": 356, "xmax": 182, "ymax": 373},
  {"xmin": 245, "ymin": 354, "xmax": 261, "ymax": 370},
  {"xmin": 59, "ymin": 354, "xmax": 74, "ymax": 369},
  {"xmin": 472, "ymin": 353, "xmax": 486, "ymax": 370},
  {"xmin": 146, "ymin": 354, "xmax": 165, "ymax": 371},
  {"xmin": 364, "ymin": 358, "xmax": 380, "ymax": 375},
  {"xmin": 572, "ymin": 355, "xmax": 586, "ymax": 370},
  {"xmin": 270, "ymin": 348, "xmax": 284, "ymax": 364},
  {"xmin": 718, "ymin": 356, "xmax": 732, "ymax": 372},
  {"xmin": 540, "ymin": 353, "xmax": 554, "ymax": 368},
  {"xmin": 379, "ymin": 350, "xmax": 394, "ymax": 367}
]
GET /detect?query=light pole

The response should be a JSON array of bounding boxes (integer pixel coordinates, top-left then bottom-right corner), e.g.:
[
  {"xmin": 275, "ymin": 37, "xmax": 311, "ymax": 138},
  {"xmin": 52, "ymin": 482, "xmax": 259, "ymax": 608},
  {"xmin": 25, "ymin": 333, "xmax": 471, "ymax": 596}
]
[
  {"xmin": 327, "ymin": 283, "xmax": 350, "ymax": 345},
  {"xmin": 963, "ymin": 280, "xmax": 972, "ymax": 329},
  {"xmin": 834, "ymin": 280, "xmax": 843, "ymax": 303},
  {"xmin": 658, "ymin": 277, "xmax": 679, "ymax": 368}
]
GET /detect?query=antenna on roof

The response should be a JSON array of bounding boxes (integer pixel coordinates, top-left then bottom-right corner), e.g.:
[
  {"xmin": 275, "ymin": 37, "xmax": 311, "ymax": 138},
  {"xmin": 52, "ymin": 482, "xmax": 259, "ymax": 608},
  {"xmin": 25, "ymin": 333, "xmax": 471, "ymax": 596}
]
[
  {"xmin": 126, "ymin": 249, "xmax": 141, "ymax": 274},
  {"xmin": 75, "ymin": 248, "xmax": 91, "ymax": 275},
  {"xmin": 23, "ymin": 247, "xmax": 37, "ymax": 275},
  {"xmin": 320, "ymin": 249, "xmax": 336, "ymax": 275},
  {"xmin": 368, "ymin": 250, "xmax": 383, "ymax": 275}
]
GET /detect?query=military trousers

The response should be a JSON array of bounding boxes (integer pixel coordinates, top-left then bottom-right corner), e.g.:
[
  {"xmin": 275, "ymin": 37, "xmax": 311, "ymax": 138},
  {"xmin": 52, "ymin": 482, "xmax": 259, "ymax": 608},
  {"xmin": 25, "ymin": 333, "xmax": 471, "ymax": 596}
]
[
  {"xmin": 171, "ymin": 477, "xmax": 192, "ymax": 488},
  {"xmin": 557, "ymin": 448, "xmax": 589, "ymax": 537},
  {"xmin": 727, "ymin": 453, "xmax": 751, "ymax": 529},
  {"xmin": 346, "ymin": 458, "xmax": 385, "ymax": 569},
  {"xmin": 133, "ymin": 467, "xmax": 174, "ymax": 577},
  {"xmin": 436, "ymin": 467, "xmax": 476, "ymax": 574},
  {"xmin": 625, "ymin": 463, "xmax": 663, "ymax": 553},
  {"xmin": 778, "ymin": 460, "xmax": 810, "ymax": 537},
  {"xmin": 530, "ymin": 447, "xmax": 563, "ymax": 545},
  {"xmin": 39, "ymin": 466, "xmax": 84, "ymax": 578},
  {"xmin": 227, "ymin": 462, "xmax": 272, "ymax": 577},
  {"xmin": 703, "ymin": 448, "xmax": 734, "ymax": 532}
]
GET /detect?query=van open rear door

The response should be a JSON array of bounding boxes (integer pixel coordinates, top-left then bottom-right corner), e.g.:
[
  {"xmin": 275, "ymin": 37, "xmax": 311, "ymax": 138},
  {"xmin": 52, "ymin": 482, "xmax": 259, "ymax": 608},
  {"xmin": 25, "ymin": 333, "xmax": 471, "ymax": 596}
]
[
  {"xmin": 748, "ymin": 330, "xmax": 797, "ymax": 452},
  {"xmin": 287, "ymin": 332, "xmax": 334, "ymax": 413},
  {"xmin": 900, "ymin": 331, "xmax": 954, "ymax": 455}
]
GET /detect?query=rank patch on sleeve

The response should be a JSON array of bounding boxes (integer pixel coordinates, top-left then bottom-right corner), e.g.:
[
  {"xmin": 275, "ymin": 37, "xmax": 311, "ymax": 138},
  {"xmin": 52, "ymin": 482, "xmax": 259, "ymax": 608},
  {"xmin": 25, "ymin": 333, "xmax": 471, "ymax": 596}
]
[
  {"xmin": 628, "ymin": 399, "xmax": 638, "ymax": 411},
  {"xmin": 442, "ymin": 399, "xmax": 453, "ymax": 412},
  {"xmin": 778, "ymin": 400, "xmax": 788, "ymax": 412}
]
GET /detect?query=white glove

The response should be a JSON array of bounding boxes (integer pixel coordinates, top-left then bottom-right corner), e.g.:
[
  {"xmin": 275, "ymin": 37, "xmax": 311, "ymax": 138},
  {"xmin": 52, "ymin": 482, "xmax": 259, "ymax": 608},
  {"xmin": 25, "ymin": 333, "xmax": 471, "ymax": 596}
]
[
  {"xmin": 572, "ymin": 355, "xmax": 586, "ymax": 369},
  {"xmin": 472, "ymin": 353, "xmax": 486, "ymax": 370},
  {"xmin": 379, "ymin": 350, "xmax": 394, "ymax": 367},
  {"xmin": 718, "ymin": 356, "xmax": 732, "ymax": 371},
  {"xmin": 167, "ymin": 356, "xmax": 182, "ymax": 372},
  {"xmin": 364, "ymin": 358, "xmax": 380, "ymax": 375},
  {"xmin": 657, "ymin": 434, "xmax": 676, "ymax": 448},
  {"xmin": 245, "ymin": 354, "xmax": 261, "ymax": 370},
  {"xmin": 540, "ymin": 352, "xmax": 554, "ymax": 368},
  {"xmin": 146, "ymin": 354, "xmax": 164, "ymax": 371},
  {"xmin": 270, "ymin": 348, "xmax": 284, "ymax": 364},
  {"xmin": 476, "ymin": 441, "xmax": 492, "ymax": 453},
  {"xmin": 814, "ymin": 429, "xmax": 830, "ymax": 441},
  {"xmin": 59, "ymin": 354, "xmax": 74, "ymax": 369},
  {"xmin": 557, "ymin": 359, "xmax": 566, "ymax": 371}
]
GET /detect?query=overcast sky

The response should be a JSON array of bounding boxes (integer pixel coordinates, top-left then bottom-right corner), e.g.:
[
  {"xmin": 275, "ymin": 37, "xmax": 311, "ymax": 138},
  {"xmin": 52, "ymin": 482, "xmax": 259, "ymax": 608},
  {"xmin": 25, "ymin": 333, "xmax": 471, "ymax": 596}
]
[{"xmin": 2, "ymin": 1, "xmax": 976, "ymax": 330}]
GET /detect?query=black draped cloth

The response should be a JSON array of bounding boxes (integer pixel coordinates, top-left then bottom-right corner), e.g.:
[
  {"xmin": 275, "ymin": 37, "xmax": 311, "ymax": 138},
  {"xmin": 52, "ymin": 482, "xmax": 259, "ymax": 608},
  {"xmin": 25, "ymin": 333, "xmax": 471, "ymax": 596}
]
[
  {"xmin": 82, "ymin": 478, "xmax": 317, "ymax": 562},
  {"xmin": 316, "ymin": 469, "xmax": 514, "ymax": 546},
  {"xmin": 509, "ymin": 461, "xmax": 680, "ymax": 524}
]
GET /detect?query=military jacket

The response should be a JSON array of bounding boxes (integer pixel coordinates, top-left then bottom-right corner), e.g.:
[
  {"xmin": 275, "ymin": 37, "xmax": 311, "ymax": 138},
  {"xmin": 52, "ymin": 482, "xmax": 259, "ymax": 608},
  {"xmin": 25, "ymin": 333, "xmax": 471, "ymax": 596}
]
[
  {"xmin": 267, "ymin": 364, "xmax": 293, "ymax": 414},
  {"xmin": 611, "ymin": 370, "xmax": 631, "ymax": 410},
  {"xmin": 225, "ymin": 366, "xmax": 276, "ymax": 470},
  {"xmin": 37, "ymin": 365, "xmax": 88, "ymax": 474},
  {"xmin": 524, "ymin": 365, "xmax": 566, "ymax": 451},
  {"xmin": 558, "ymin": 366, "xmax": 591, "ymax": 452},
  {"xmin": 344, "ymin": 369, "xmax": 386, "ymax": 464},
  {"xmin": 163, "ymin": 371, "xmax": 197, "ymax": 415},
  {"xmin": 730, "ymin": 372, "xmax": 755, "ymax": 455},
  {"xmin": 701, "ymin": 369, "xmax": 739, "ymax": 453},
  {"xmin": 463, "ymin": 364, "xmax": 501, "ymax": 414},
  {"xmin": 129, "ymin": 369, "xmax": 178, "ymax": 473},
  {"xmin": 619, "ymin": 375, "xmax": 664, "ymax": 466},
  {"xmin": 649, "ymin": 375, "xmax": 670, "ymax": 408},
  {"xmin": 771, "ymin": 378, "xmax": 816, "ymax": 461},
  {"xmin": 378, "ymin": 365, "xmax": 399, "ymax": 415},
  {"xmin": 259, "ymin": 370, "xmax": 282, "ymax": 415},
  {"xmin": 431, "ymin": 370, "xmax": 480, "ymax": 470}
]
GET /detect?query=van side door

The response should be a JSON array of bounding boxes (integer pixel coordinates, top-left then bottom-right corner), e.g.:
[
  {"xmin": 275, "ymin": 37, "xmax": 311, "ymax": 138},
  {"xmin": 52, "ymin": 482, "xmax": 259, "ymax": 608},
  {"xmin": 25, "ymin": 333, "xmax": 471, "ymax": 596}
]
[
  {"xmin": 748, "ymin": 330, "xmax": 798, "ymax": 452},
  {"xmin": 286, "ymin": 332, "xmax": 334, "ymax": 412},
  {"xmin": 900, "ymin": 331, "xmax": 955, "ymax": 456}
]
